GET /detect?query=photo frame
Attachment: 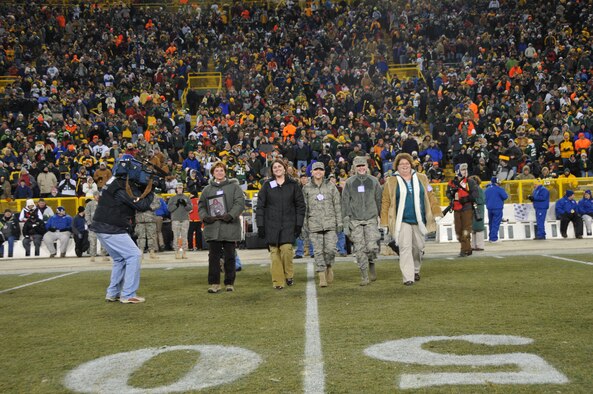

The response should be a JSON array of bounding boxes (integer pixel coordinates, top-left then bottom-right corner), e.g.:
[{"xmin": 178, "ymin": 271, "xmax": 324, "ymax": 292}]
[{"xmin": 207, "ymin": 195, "xmax": 227, "ymax": 216}]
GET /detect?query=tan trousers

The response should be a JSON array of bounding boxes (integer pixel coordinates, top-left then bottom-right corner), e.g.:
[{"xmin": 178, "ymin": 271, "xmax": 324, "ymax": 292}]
[
  {"xmin": 397, "ymin": 222, "xmax": 424, "ymax": 283},
  {"xmin": 155, "ymin": 216, "xmax": 165, "ymax": 249},
  {"xmin": 269, "ymin": 244, "xmax": 294, "ymax": 287}
]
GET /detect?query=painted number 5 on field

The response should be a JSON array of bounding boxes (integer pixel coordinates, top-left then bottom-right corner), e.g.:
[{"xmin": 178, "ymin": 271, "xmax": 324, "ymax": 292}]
[{"xmin": 364, "ymin": 335, "xmax": 569, "ymax": 389}]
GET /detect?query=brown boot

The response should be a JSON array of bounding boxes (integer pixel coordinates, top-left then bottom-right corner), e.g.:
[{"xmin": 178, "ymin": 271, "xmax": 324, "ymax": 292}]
[
  {"xmin": 326, "ymin": 266, "xmax": 334, "ymax": 284},
  {"xmin": 318, "ymin": 271, "xmax": 328, "ymax": 287},
  {"xmin": 369, "ymin": 262, "xmax": 377, "ymax": 282},
  {"xmin": 149, "ymin": 251, "xmax": 158, "ymax": 260}
]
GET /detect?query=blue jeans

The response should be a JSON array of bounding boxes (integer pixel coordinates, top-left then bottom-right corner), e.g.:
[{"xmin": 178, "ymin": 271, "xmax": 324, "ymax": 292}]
[
  {"xmin": 295, "ymin": 237, "xmax": 314, "ymax": 257},
  {"xmin": 97, "ymin": 232, "xmax": 142, "ymax": 299},
  {"xmin": 336, "ymin": 231, "xmax": 346, "ymax": 254},
  {"xmin": 0, "ymin": 236, "xmax": 15, "ymax": 257}
]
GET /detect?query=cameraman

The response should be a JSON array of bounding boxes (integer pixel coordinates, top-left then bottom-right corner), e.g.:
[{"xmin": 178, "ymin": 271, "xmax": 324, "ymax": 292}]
[
  {"xmin": 90, "ymin": 170, "xmax": 155, "ymax": 304},
  {"xmin": 446, "ymin": 163, "xmax": 479, "ymax": 257}
]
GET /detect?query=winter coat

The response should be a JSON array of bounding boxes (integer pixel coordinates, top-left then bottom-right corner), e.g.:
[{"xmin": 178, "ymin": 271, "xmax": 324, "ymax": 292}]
[
  {"xmin": 256, "ymin": 176, "xmax": 306, "ymax": 246},
  {"xmin": 484, "ymin": 184, "xmax": 508, "ymax": 210},
  {"xmin": 577, "ymin": 197, "xmax": 593, "ymax": 216},
  {"xmin": 0, "ymin": 215, "xmax": 21, "ymax": 239},
  {"xmin": 380, "ymin": 172, "xmax": 441, "ymax": 239},
  {"xmin": 532, "ymin": 185, "xmax": 550, "ymax": 210},
  {"xmin": 303, "ymin": 179, "xmax": 342, "ymax": 233},
  {"xmin": 198, "ymin": 178, "xmax": 245, "ymax": 242},
  {"xmin": 555, "ymin": 197, "xmax": 578, "ymax": 218},
  {"xmin": 37, "ymin": 172, "xmax": 58, "ymax": 194},
  {"xmin": 22, "ymin": 217, "xmax": 46, "ymax": 237},
  {"xmin": 472, "ymin": 186, "xmax": 486, "ymax": 232},
  {"xmin": 167, "ymin": 193, "xmax": 192, "ymax": 221}
]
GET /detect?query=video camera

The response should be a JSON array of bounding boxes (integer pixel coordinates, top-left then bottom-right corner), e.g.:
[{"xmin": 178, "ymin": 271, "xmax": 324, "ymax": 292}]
[{"xmin": 114, "ymin": 156, "xmax": 168, "ymax": 191}]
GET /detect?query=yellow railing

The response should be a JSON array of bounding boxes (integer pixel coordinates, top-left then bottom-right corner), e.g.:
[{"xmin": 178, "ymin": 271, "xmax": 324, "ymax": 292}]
[
  {"xmin": 0, "ymin": 76, "xmax": 18, "ymax": 93},
  {"xmin": 432, "ymin": 177, "xmax": 593, "ymax": 206},
  {"xmin": 387, "ymin": 63, "xmax": 421, "ymax": 83},
  {"xmin": 182, "ymin": 72, "xmax": 222, "ymax": 107}
]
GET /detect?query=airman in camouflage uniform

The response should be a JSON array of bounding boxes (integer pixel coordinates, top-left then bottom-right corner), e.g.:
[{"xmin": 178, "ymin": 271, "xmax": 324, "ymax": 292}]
[
  {"xmin": 303, "ymin": 162, "xmax": 342, "ymax": 287},
  {"xmin": 342, "ymin": 156, "xmax": 382, "ymax": 285},
  {"xmin": 85, "ymin": 191, "xmax": 109, "ymax": 262},
  {"xmin": 135, "ymin": 196, "xmax": 161, "ymax": 259}
]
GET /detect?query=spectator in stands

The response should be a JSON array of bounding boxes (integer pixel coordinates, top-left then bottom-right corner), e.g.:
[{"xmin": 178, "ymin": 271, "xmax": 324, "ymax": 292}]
[
  {"xmin": 82, "ymin": 176, "xmax": 99, "ymax": 198},
  {"xmin": 528, "ymin": 180, "xmax": 551, "ymax": 240},
  {"xmin": 256, "ymin": 159, "xmax": 305, "ymax": 290},
  {"xmin": 446, "ymin": 163, "xmax": 479, "ymax": 257},
  {"xmin": 578, "ymin": 190, "xmax": 593, "ymax": 237},
  {"xmin": 13, "ymin": 180, "xmax": 33, "ymax": 199},
  {"xmin": 22, "ymin": 211, "xmax": 45, "ymax": 257},
  {"xmin": 168, "ymin": 184, "xmax": 193, "ymax": 259},
  {"xmin": 426, "ymin": 162, "xmax": 444, "ymax": 183},
  {"xmin": 93, "ymin": 162, "xmax": 112, "ymax": 189},
  {"xmin": 199, "ymin": 161, "xmax": 245, "ymax": 293},
  {"xmin": 43, "ymin": 206, "xmax": 73, "ymax": 258},
  {"xmin": 36, "ymin": 198, "xmax": 54, "ymax": 223},
  {"xmin": 470, "ymin": 176, "xmax": 485, "ymax": 252},
  {"xmin": 555, "ymin": 191, "xmax": 583, "ymax": 239},
  {"xmin": 0, "ymin": 209, "xmax": 20, "ymax": 258},
  {"xmin": 0, "ymin": 176, "xmax": 11, "ymax": 199},
  {"xmin": 37, "ymin": 166, "xmax": 57, "ymax": 198},
  {"xmin": 57, "ymin": 173, "xmax": 77, "ymax": 196},
  {"xmin": 516, "ymin": 166, "xmax": 535, "ymax": 180},
  {"xmin": 484, "ymin": 177, "xmax": 508, "ymax": 243},
  {"xmin": 19, "ymin": 199, "xmax": 38, "ymax": 222}
]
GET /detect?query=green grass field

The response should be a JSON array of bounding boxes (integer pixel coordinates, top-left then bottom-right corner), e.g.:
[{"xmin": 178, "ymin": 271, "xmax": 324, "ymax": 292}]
[{"xmin": 1, "ymin": 255, "xmax": 592, "ymax": 393}]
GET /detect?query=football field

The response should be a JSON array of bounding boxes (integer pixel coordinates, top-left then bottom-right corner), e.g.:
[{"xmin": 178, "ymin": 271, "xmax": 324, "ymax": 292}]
[{"xmin": 1, "ymin": 254, "xmax": 592, "ymax": 393}]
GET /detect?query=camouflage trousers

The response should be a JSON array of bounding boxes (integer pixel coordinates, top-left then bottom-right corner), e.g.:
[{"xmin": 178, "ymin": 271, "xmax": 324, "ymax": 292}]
[
  {"xmin": 136, "ymin": 222, "xmax": 158, "ymax": 253},
  {"xmin": 88, "ymin": 231, "xmax": 107, "ymax": 257},
  {"xmin": 172, "ymin": 220, "xmax": 190, "ymax": 251},
  {"xmin": 349, "ymin": 220, "xmax": 380, "ymax": 272},
  {"xmin": 310, "ymin": 230, "xmax": 337, "ymax": 272}
]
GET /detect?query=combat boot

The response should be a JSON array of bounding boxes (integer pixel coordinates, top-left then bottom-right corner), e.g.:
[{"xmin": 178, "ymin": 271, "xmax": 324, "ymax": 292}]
[
  {"xmin": 326, "ymin": 266, "xmax": 334, "ymax": 284},
  {"xmin": 318, "ymin": 271, "xmax": 328, "ymax": 287},
  {"xmin": 149, "ymin": 251, "xmax": 158, "ymax": 260},
  {"xmin": 369, "ymin": 262, "xmax": 377, "ymax": 282},
  {"xmin": 90, "ymin": 256, "xmax": 95, "ymax": 262},
  {"xmin": 175, "ymin": 249, "xmax": 182, "ymax": 259},
  {"xmin": 182, "ymin": 250, "xmax": 188, "ymax": 259},
  {"xmin": 359, "ymin": 268, "xmax": 369, "ymax": 286}
]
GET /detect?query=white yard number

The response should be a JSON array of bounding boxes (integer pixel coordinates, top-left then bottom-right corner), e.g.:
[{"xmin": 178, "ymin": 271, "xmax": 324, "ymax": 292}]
[
  {"xmin": 64, "ymin": 345, "xmax": 261, "ymax": 393},
  {"xmin": 364, "ymin": 335, "xmax": 568, "ymax": 389}
]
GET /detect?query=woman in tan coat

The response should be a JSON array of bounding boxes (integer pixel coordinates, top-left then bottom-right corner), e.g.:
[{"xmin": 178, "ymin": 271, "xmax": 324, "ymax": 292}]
[{"xmin": 380, "ymin": 153, "xmax": 442, "ymax": 285}]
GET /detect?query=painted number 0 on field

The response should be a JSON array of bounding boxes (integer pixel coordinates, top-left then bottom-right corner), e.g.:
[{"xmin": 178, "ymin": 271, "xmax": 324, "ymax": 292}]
[
  {"xmin": 64, "ymin": 345, "xmax": 261, "ymax": 393},
  {"xmin": 364, "ymin": 335, "xmax": 568, "ymax": 389}
]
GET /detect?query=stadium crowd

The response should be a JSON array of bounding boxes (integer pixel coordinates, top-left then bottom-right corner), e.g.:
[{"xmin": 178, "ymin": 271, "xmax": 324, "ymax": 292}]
[{"xmin": 0, "ymin": 0, "xmax": 592, "ymax": 256}]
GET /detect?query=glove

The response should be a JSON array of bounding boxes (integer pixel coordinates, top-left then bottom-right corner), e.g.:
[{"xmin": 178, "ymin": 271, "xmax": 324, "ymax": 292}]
[
  {"xmin": 48, "ymin": 227, "xmax": 56, "ymax": 232},
  {"xmin": 203, "ymin": 216, "xmax": 217, "ymax": 224},
  {"xmin": 527, "ymin": 195, "xmax": 534, "ymax": 201},
  {"xmin": 257, "ymin": 227, "xmax": 265, "ymax": 239},
  {"xmin": 220, "ymin": 213, "xmax": 233, "ymax": 222},
  {"xmin": 24, "ymin": 235, "xmax": 30, "ymax": 239},
  {"xmin": 294, "ymin": 225, "xmax": 302, "ymax": 238},
  {"xmin": 179, "ymin": 199, "xmax": 187, "ymax": 206},
  {"xmin": 336, "ymin": 225, "xmax": 343, "ymax": 233}
]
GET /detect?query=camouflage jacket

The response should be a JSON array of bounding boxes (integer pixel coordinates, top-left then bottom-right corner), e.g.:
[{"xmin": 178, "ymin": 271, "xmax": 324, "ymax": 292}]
[{"xmin": 303, "ymin": 179, "xmax": 342, "ymax": 233}]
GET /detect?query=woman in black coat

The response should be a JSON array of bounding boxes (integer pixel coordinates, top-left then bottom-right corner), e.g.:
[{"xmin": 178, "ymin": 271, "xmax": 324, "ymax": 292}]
[{"xmin": 256, "ymin": 159, "xmax": 306, "ymax": 289}]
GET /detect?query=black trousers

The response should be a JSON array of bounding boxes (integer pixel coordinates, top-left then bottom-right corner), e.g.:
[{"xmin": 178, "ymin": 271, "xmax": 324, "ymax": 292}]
[
  {"xmin": 74, "ymin": 231, "xmax": 90, "ymax": 257},
  {"xmin": 560, "ymin": 213, "xmax": 583, "ymax": 237},
  {"xmin": 187, "ymin": 221, "xmax": 203, "ymax": 250},
  {"xmin": 208, "ymin": 240, "xmax": 236, "ymax": 286}
]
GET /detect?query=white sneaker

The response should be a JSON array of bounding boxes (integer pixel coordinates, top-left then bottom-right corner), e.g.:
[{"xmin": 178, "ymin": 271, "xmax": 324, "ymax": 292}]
[{"xmin": 120, "ymin": 296, "xmax": 146, "ymax": 304}]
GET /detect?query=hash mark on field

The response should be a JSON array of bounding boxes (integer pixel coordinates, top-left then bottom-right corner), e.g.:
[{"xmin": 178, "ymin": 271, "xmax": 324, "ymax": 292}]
[
  {"xmin": 19, "ymin": 273, "xmax": 32, "ymax": 277},
  {"xmin": 0, "ymin": 271, "xmax": 78, "ymax": 294},
  {"xmin": 494, "ymin": 256, "xmax": 504, "ymax": 259},
  {"xmin": 304, "ymin": 261, "xmax": 325, "ymax": 393},
  {"xmin": 546, "ymin": 255, "xmax": 593, "ymax": 266},
  {"xmin": 164, "ymin": 267, "xmax": 175, "ymax": 271},
  {"xmin": 447, "ymin": 257, "xmax": 455, "ymax": 260}
]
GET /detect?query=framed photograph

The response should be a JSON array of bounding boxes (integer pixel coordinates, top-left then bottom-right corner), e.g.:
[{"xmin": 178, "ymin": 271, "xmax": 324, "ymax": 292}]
[{"xmin": 207, "ymin": 195, "xmax": 227, "ymax": 216}]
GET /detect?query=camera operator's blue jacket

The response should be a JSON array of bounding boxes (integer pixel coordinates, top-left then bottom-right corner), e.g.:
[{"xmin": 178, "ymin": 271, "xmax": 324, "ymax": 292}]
[
  {"xmin": 555, "ymin": 196, "xmax": 578, "ymax": 218},
  {"xmin": 484, "ymin": 183, "xmax": 508, "ymax": 210}
]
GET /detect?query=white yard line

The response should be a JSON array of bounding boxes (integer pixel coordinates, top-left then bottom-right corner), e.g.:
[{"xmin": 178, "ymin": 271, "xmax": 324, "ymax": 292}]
[
  {"xmin": 18, "ymin": 273, "xmax": 32, "ymax": 277},
  {"xmin": 303, "ymin": 261, "xmax": 325, "ymax": 394},
  {"xmin": 0, "ymin": 271, "xmax": 78, "ymax": 294},
  {"xmin": 546, "ymin": 255, "xmax": 593, "ymax": 266}
]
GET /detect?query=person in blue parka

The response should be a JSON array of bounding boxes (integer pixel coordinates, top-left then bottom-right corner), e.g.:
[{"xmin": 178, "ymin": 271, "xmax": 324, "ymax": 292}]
[
  {"xmin": 528, "ymin": 180, "xmax": 550, "ymax": 240},
  {"xmin": 555, "ymin": 190, "xmax": 583, "ymax": 238},
  {"xmin": 484, "ymin": 177, "xmax": 508, "ymax": 242}
]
